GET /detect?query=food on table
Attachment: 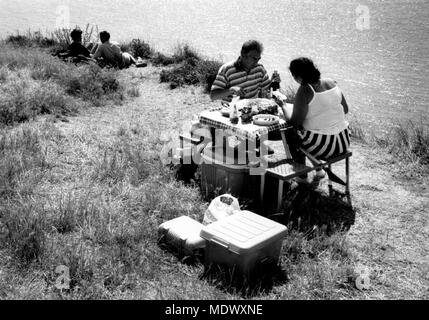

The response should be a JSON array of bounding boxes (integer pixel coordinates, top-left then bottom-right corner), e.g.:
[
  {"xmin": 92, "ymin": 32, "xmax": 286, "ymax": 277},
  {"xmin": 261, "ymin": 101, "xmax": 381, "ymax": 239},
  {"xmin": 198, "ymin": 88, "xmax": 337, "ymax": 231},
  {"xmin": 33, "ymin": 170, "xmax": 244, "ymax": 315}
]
[
  {"xmin": 238, "ymin": 98, "xmax": 279, "ymax": 123},
  {"xmin": 252, "ymin": 114, "xmax": 280, "ymax": 126}
]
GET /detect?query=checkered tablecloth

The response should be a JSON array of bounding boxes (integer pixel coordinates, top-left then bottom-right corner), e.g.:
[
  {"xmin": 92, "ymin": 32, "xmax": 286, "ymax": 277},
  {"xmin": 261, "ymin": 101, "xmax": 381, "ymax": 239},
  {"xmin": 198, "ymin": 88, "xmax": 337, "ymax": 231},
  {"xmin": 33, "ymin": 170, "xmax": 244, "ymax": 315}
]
[{"xmin": 199, "ymin": 110, "xmax": 291, "ymax": 141}]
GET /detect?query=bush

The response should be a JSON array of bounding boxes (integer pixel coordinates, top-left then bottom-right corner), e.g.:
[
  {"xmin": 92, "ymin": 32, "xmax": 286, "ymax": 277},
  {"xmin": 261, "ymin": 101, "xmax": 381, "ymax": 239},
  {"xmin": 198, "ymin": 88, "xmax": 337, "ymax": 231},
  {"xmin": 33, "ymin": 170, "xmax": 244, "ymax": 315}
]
[
  {"xmin": 195, "ymin": 59, "xmax": 223, "ymax": 93},
  {"xmin": 160, "ymin": 57, "xmax": 223, "ymax": 91},
  {"xmin": 128, "ymin": 39, "xmax": 153, "ymax": 59},
  {"xmin": 0, "ymin": 73, "xmax": 78, "ymax": 125},
  {"xmin": 60, "ymin": 63, "xmax": 121, "ymax": 105},
  {"xmin": 159, "ymin": 61, "xmax": 199, "ymax": 88},
  {"xmin": 151, "ymin": 52, "xmax": 176, "ymax": 66},
  {"xmin": 5, "ymin": 31, "xmax": 58, "ymax": 48},
  {"xmin": 172, "ymin": 44, "xmax": 201, "ymax": 64},
  {"xmin": 52, "ymin": 24, "xmax": 98, "ymax": 49}
]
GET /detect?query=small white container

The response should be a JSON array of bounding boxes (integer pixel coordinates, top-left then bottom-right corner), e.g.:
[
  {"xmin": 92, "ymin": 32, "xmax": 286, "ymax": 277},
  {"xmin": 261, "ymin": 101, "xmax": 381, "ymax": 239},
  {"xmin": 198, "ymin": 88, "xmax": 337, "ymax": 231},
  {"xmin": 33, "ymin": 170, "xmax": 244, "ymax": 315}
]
[
  {"xmin": 200, "ymin": 210, "xmax": 287, "ymax": 279},
  {"xmin": 158, "ymin": 216, "xmax": 205, "ymax": 257}
]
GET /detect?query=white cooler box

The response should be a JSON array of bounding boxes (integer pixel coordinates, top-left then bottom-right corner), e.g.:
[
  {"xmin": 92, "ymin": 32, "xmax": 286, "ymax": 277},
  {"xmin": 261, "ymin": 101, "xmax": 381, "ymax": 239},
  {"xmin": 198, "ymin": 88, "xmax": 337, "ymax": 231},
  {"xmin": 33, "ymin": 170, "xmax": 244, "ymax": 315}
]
[
  {"xmin": 158, "ymin": 216, "xmax": 206, "ymax": 257},
  {"xmin": 200, "ymin": 210, "xmax": 287, "ymax": 279}
]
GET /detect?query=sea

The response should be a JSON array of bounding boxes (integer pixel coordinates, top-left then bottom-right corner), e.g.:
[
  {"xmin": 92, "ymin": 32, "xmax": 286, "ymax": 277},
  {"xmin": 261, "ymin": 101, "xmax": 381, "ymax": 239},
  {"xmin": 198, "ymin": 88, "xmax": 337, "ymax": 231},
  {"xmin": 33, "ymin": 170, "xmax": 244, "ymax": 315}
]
[{"xmin": 1, "ymin": 0, "xmax": 428, "ymax": 130}]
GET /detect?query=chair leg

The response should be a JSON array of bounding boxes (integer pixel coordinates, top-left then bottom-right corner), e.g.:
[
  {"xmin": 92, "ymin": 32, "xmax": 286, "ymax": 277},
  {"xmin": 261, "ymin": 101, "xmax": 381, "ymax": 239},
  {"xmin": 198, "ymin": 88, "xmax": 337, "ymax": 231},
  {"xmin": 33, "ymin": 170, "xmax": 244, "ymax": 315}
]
[
  {"xmin": 277, "ymin": 180, "xmax": 284, "ymax": 212},
  {"xmin": 328, "ymin": 163, "xmax": 333, "ymax": 196},
  {"xmin": 345, "ymin": 156, "xmax": 351, "ymax": 205}
]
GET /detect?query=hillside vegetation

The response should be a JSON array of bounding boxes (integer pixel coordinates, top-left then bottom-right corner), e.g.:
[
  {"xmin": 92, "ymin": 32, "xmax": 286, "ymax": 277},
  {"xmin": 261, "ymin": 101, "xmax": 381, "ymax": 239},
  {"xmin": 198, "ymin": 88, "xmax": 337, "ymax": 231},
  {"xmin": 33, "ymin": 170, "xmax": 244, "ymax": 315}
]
[{"xmin": 0, "ymin": 31, "xmax": 427, "ymax": 300}]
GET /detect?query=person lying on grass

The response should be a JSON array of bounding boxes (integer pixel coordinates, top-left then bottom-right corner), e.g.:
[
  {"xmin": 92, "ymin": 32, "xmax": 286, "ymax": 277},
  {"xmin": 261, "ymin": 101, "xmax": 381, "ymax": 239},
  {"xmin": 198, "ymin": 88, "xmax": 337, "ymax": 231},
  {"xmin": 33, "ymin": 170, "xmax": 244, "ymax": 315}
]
[
  {"xmin": 54, "ymin": 28, "xmax": 94, "ymax": 64},
  {"xmin": 68, "ymin": 28, "xmax": 92, "ymax": 62},
  {"xmin": 91, "ymin": 30, "xmax": 146, "ymax": 69}
]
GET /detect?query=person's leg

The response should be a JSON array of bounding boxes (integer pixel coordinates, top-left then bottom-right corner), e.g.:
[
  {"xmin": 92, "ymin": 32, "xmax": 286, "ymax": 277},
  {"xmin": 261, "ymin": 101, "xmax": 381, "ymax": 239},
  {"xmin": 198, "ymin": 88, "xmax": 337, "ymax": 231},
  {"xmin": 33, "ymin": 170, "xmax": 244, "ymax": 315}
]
[
  {"xmin": 284, "ymin": 128, "xmax": 308, "ymax": 182},
  {"xmin": 285, "ymin": 128, "xmax": 306, "ymax": 164},
  {"xmin": 121, "ymin": 52, "xmax": 134, "ymax": 68}
]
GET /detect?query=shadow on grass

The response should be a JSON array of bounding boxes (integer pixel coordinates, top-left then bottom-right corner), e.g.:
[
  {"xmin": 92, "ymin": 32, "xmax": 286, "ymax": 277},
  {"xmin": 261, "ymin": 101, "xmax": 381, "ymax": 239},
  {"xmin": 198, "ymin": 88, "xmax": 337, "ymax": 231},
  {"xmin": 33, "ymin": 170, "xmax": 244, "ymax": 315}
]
[
  {"xmin": 270, "ymin": 182, "xmax": 356, "ymax": 235},
  {"xmin": 200, "ymin": 261, "xmax": 288, "ymax": 298}
]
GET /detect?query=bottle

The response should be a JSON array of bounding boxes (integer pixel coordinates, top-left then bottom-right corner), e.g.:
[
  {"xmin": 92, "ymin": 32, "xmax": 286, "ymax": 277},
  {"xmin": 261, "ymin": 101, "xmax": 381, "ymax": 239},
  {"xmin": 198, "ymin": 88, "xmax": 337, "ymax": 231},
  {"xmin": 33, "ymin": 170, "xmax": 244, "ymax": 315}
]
[
  {"xmin": 230, "ymin": 103, "xmax": 239, "ymax": 125},
  {"xmin": 271, "ymin": 70, "xmax": 281, "ymax": 91},
  {"xmin": 230, "ymin": 95, "xmax": 240, "ymax": 124}
]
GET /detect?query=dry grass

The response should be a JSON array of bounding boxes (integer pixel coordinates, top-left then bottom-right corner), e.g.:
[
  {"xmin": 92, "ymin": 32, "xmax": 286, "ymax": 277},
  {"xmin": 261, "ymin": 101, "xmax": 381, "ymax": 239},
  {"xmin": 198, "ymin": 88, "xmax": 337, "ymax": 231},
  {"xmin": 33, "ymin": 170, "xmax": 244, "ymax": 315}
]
[
  {"xmin": 0, "ymin": 44, "xmax": 124, "ymax": 125},
  {"xmin": 0, "ymin": 43, "xmax": 427, "ymax": 300}
]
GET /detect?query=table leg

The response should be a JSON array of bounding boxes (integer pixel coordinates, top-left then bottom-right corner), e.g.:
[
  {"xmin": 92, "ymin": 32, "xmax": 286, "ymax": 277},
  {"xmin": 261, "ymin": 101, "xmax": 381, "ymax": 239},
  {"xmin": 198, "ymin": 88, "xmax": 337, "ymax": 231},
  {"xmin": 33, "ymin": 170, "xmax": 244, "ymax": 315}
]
[
  {"xmin": 260, "ymin": 174, "xmax": 265, "ymax": 205},
  {"xmin": 210, "ymin": 127, "xmax": 216, "ymax": 148},
  {"xmin": 277, "ymin": 180, "xmax": 284, "ymax": 212}
]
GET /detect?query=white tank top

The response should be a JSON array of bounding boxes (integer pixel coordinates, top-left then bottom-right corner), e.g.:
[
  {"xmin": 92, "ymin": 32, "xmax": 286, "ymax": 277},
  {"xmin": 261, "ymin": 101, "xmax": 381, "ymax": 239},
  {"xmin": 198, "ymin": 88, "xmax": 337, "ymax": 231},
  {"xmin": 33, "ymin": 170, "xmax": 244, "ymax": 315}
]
[{"xmin": 303, "ymin": 84, "xmax": 348, "ymax": 135}]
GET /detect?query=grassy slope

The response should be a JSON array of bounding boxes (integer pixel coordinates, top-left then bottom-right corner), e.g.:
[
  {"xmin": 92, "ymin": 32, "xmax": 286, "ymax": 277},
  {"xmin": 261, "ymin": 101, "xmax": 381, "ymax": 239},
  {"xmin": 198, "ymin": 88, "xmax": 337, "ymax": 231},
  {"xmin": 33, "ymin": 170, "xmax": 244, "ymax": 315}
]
[{"xmin": 0, "ymin": 64, "xmax": 428, "ymax": 300}]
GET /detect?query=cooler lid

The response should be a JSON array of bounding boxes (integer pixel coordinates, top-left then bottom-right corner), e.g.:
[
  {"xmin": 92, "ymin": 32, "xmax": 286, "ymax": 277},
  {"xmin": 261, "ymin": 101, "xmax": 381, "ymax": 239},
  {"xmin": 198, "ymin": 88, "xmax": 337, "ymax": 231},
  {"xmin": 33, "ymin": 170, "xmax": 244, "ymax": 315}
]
[
  {"xmin": 159, "ymin": 216, "xmax": 203, "ymax": 241},
  {"xmin": 200, "ymin": 211, "xmax": 287, "ymax": 254}
]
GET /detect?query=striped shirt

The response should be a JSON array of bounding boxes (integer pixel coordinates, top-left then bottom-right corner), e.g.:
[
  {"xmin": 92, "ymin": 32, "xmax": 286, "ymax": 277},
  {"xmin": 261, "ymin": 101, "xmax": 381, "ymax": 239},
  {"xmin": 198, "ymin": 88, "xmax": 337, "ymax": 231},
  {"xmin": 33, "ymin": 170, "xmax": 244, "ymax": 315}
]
[{"xmin": 211, "ymin": 58, "xmax": 271, "ymax": 101}]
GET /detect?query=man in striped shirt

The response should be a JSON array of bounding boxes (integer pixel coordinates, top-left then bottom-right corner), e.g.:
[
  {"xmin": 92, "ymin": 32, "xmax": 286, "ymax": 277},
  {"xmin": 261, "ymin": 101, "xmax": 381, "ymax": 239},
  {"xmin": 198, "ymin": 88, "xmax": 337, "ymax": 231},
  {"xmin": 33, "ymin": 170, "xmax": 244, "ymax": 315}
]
[
  {"xmin": 208, "ymin": 40, "xmax": 274, "ymax": 158},
  {"xmin": 210, "ymin": 40, "xmax": 271, "ymax": 102}
]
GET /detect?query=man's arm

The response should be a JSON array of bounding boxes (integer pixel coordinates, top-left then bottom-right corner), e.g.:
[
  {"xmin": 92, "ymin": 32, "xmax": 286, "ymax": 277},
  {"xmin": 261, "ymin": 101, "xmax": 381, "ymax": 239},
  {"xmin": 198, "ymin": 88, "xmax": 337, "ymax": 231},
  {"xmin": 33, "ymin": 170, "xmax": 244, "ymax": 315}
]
[{"xmin": 210, "ymin": 87, "xmax": 244, "ymax": 100}]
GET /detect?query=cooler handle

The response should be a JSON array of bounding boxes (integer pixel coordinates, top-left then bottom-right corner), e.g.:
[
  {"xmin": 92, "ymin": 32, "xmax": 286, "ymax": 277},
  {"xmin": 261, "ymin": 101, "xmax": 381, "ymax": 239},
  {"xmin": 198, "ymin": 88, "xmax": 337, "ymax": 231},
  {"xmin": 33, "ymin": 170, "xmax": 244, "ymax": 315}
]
[{"xmin": 210, "ymin": 237, "xmax": 229, "ymax": 249}]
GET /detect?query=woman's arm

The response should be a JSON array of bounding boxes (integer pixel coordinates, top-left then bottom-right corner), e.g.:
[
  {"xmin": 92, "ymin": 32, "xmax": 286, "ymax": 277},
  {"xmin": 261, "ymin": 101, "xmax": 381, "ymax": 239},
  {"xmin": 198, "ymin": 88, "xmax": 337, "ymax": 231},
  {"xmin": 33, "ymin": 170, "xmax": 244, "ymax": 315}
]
[
  {"xmin": 340, "ymin": 93, "xmax": 349, "ymax": 114},
  {"xmin": 288, "ymin": 85, "xmax": 311, "ymax": 127}
]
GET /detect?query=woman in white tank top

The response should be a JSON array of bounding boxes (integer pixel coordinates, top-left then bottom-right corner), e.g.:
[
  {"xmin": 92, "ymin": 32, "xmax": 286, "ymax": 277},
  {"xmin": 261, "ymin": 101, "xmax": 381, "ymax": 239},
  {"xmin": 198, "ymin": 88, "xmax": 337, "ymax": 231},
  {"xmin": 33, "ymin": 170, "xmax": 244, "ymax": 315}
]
[{"xmin": 276, "ymin": 57, "xmax": 350, "ymax": 182}]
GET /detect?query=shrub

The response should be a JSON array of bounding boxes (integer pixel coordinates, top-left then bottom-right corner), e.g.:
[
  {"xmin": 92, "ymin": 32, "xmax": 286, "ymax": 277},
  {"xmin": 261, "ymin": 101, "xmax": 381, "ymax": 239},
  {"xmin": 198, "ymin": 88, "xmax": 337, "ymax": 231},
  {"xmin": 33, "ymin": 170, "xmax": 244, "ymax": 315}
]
[
  {"xmin": 5, "ymin": 31, "xmax": 57, "ymax": 48},
  {"xmin": 51, "ymin": 24, "xmax": 98, "ymax": 48},
  {"xmin": 160, "ymin": 57, "xmax": 223, "ymax": 91},
  {"xmin": 159, "ymin": 61, "xmax": 199, "ymax": 88},
  {"xmin": 0, "ymin": 76, "xmax": 77, "ymax": 125},
  {"xmin": 172, "ymin": 43, "xmax": 201, "ymax": 64},
  {"xmin": 60, "ymin": 63, "xmax": 121, "ymax": 105},
  {"xmin": 128, "ymin": 39, "xmax": 153, "ymax": 59},
  {"xmin": 151, "ymin": 52, "xmax": 176, "ymax": 66},
  {"xmin": 195, "ymin": 59, "xmax": 223, "ymax": 93}
]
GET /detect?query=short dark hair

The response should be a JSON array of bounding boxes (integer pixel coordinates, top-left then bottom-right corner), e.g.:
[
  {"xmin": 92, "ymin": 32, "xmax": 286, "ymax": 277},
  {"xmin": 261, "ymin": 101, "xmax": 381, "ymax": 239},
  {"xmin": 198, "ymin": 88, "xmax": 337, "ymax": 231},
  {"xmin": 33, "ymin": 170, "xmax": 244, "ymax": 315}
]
[
  {"xmin": 289, "ymin": 57, "xmax": 321, "ymax": 84},
  {"xmin": 99, "ymin": 31, "xmax": 110, "ymax": 43},
  {"xmin": 241, "ymin": 40, "xmax": 264, "ymax": 56},
  {"xmin": 70, "ymin": 29, "xmax": 82, "ymax": 41}
]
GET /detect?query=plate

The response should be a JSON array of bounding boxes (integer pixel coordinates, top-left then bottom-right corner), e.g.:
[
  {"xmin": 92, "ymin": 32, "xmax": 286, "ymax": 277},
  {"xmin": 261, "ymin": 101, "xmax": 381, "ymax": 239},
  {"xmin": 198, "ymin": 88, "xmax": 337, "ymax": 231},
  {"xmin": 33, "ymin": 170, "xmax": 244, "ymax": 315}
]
[
  {"xmin": 252, "ymin": 114, "xmax": 279, "ymax": 126},
  {"xmin": 220, "ymin": 107, "xmax": 230, "ymax": 117}
]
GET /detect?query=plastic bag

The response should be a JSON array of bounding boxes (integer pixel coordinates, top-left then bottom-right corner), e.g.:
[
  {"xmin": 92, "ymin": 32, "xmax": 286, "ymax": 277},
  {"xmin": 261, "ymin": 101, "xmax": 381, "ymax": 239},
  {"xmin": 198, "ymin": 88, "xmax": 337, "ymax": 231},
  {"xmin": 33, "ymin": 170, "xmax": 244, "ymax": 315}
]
[{"xmin": 203, "ymin": 194, "xmax": 240, "ymax": 225}]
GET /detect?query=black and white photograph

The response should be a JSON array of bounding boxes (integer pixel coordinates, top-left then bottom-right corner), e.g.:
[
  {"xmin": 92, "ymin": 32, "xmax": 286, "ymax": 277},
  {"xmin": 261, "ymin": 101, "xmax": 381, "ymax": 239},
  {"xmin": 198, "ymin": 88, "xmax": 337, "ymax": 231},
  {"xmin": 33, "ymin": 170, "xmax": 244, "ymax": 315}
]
[{"xmin": 0, "ymin": 0, "xmax": 427, "ymax": 307}]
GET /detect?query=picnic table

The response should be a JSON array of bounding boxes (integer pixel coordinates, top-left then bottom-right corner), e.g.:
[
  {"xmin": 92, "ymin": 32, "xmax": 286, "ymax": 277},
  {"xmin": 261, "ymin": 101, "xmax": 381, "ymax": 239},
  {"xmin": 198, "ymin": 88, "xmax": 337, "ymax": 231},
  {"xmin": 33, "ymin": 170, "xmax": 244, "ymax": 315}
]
[
  {"xmin": 194, "ymin": 105, "xmax": 352, "ymax": 209},
  {"xmin": 198, "ymin": 108, "xmax": 293, "ymax": 162}
]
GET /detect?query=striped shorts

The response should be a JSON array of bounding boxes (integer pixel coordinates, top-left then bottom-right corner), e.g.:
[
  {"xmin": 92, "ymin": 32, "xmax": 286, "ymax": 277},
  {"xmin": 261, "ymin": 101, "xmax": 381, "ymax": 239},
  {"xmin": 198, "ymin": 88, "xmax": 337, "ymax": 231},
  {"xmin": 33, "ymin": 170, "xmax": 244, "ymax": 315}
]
[{"xmin": 297, "ymin": 127, "xmax": 350, "ymax": 160}]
